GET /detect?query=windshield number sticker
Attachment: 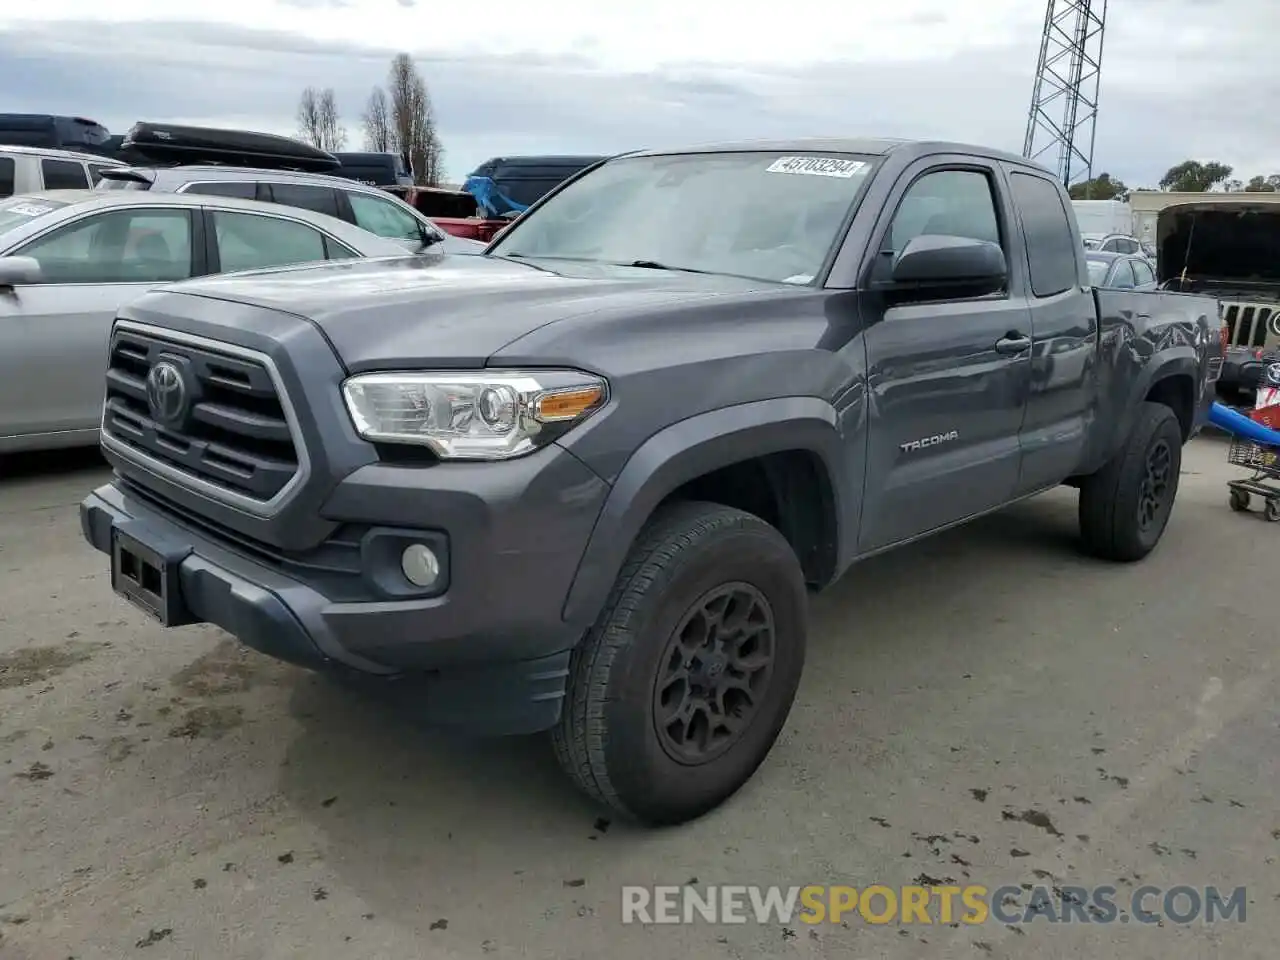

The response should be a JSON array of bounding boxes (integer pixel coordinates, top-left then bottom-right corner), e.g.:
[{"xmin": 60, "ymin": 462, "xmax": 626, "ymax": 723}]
[
  {"xmin": 6, "ymin": 202, "xmax": 54, "ymax": 217},
  {"xmin": 766, "ymin": 156, "xmax": 866, "ymax": 178}
]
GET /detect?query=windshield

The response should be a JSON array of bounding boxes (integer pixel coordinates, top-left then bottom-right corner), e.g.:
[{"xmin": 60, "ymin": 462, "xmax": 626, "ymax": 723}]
[
  {"xmin": 0, "ymin": 196, "xmax": 68, "ymax": 236},
  {"xmin": 1085, "ymin": 258, "xmax": 1109, "ymax": 286},
  {"xmin": 490, "ymin": 151, "xmax": 876, "ymax": 284}
]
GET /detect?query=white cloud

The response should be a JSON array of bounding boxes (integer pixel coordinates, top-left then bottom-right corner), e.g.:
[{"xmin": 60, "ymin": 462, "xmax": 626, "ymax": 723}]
[
  {"xmin": 3, "ymin": 1, "xmax": 1038, "ymax": 70},
  {"xmin": 1, "ymin": 0, "xmax": 1278, "ymax": 185}
]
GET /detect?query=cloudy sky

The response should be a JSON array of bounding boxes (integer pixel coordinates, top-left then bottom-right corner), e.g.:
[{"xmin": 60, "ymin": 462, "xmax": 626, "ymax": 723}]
[{"xmin": 0, "ymin": 0, "xmax": 1274, "ymax": 185}]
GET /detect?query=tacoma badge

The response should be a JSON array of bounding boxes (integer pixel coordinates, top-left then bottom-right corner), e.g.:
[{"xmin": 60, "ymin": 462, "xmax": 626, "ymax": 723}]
[{"xmin": 900, "ymin": 430, "xmax": 959, "ymax": 453}]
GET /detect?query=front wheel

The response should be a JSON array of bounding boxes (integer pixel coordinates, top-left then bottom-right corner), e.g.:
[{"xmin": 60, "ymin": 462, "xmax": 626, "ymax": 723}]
[
  {"xmin": 1265, "ymin": 498, "xmax": 1280, "ymax": 523},
  {"xmin": 1078, "ymin": 402, "xmax": 1184, "ymax": 561},
  {"xmin": 551, "ymin": 501, "xmax": 807, "ymax": 826},
  {"xmin": 1229, "ymin": 488, "xmax": 1250, "ymax": 513}
]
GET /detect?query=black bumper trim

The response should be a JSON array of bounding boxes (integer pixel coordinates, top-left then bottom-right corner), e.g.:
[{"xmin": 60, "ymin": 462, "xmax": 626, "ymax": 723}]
[{"xmin": 80, "ymin": 484, "xmax": 577, "ymax": 735}]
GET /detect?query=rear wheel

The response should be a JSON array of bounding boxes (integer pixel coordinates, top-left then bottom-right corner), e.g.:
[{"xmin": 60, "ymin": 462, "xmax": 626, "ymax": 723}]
[
  {"xmin": 1265, "ymin": 499, "xmax": 1280, "ymax": 523},
  {"xmin": 551, "ymin": 501, "xmax": 807, "ymax": 826},
  {"xmin": 1229, "ymin": 489, "xmax": 1250, "ymax": 513},
  {"xmin": 1079, "ymin": 402, "xmax": 1183, "ymax": 561}
]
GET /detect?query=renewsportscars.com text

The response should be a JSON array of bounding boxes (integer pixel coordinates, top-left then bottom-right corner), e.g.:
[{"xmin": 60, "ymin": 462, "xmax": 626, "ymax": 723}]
[{"xmin": 621, "ymin": 884, "xmax": 1247, "ymax": 926}]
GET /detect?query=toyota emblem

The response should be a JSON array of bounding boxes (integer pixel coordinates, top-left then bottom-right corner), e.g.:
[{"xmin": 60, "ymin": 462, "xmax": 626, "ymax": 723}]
[{"xmin": 145, "ymin": 360, "xmax": 188, "ymax": 425}]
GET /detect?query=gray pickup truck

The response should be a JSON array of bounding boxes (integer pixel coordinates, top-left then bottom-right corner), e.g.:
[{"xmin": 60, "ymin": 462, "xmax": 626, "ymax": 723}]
[{"xmin": 81, "ymin": 138, "xmax": 1222, "ymax": 825}]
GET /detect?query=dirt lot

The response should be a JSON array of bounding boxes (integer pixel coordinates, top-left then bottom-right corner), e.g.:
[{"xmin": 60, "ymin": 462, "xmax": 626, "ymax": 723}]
[{"xmin": 0, "ymin": 435, "xmax": 1276, "ymax": 960}]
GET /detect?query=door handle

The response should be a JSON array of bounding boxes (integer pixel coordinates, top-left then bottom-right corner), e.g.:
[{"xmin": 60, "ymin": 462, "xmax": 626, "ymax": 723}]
[{"xmin": 994, "ymin": 334, "xmax": 1032, "ymax": 355}]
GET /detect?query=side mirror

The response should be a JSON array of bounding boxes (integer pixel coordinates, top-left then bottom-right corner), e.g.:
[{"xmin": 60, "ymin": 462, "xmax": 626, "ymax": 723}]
[
  {"xmin": 0, "ymin": 256, "xmax": 43, "ymax": 289},
  {"xmin": 890, "ymin": 235, "xmax": 1006, "ymax": 292}
]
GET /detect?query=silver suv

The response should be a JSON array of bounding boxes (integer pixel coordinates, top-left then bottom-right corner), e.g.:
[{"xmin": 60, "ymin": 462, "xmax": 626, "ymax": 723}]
[
  {"xmin": 97, "ymin": 164, "xmax": 485, "ymax": 254},
  {"xmin": 0, "ymin": 145, "xmax": 124, "ymax": 197}
]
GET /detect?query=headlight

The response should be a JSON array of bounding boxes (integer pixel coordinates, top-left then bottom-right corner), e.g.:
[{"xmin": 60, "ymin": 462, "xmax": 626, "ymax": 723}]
[{"xmin": 341, "ymin": 370, "xmax": 608, "ymax": 460}]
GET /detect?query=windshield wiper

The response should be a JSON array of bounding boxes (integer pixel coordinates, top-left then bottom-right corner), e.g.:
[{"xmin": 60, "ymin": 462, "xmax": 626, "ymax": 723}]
[{"xmin": 618, "ymin": 259, "xmax": 716, "ymax": 276}]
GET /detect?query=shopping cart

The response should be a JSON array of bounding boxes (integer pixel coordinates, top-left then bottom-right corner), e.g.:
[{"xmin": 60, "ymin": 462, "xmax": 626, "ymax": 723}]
[
  {"xmin": 1227, "ymin": 434, "xmax": 1280, "ymax": 521},
  {"xmin": 1225, "ymin": 361, "xmax": 1280, "ymax": 521}
]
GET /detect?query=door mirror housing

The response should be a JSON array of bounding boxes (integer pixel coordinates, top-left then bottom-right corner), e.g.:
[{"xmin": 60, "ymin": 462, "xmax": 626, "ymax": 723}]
[
  {"xmin": 0, "ymin": 256, "xmax": 43, "ymax": 289},
  {"xmin": 890, "ymin": 235, "xmax": 1006, "ymax": 294}
]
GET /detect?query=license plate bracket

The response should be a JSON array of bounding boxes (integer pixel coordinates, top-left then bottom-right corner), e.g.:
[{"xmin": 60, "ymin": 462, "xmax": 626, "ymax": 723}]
[{"xmin": 111, "ymin": 522, "xmax": 195, "ymax": 626}]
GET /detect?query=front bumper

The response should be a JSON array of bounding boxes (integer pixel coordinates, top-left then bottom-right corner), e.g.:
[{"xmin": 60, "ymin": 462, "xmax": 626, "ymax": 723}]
[
  {"xmin": 1217, "ymin": 351, "xmax": 1273, "ymax": 394},
  {"xmin": 81, "ymin": 444, "xmax": 611, "ymax": 736}
]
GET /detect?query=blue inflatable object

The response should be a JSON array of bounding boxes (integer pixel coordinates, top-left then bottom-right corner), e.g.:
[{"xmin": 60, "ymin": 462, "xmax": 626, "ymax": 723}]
[
  {"xmin": 1209, "ymin": 401, "xmax": 1280, "ymax": 446},
  {"xmin": 462, "ymin": 175, "xmax": 528, "ymax": 219}
]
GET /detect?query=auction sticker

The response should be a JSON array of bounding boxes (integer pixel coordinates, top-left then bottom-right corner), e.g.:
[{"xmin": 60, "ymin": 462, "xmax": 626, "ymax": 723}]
[
  {"xmin": 5, "ymin": 202, "xmax": 54, "ymax": 217},
  {"xmin": 766, "ymin": 156, "xmax": 866, "ymax": 178}
]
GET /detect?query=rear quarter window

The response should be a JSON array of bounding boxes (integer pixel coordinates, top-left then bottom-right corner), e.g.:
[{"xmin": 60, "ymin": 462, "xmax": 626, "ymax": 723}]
[
  {"xmin": 264, "ymin": 182, "xmax": 341, "ymax": 219},
  {"xmin": 41, "ymin": 158, "xmax": 90, "ymax": 190},
  {"xmin": 0, "ymin": 157, "xmax": 13, "ymax": 197},
  {"xmin": 1009, "ymin": 172, "xmax": 1079, "ymax": 297}
]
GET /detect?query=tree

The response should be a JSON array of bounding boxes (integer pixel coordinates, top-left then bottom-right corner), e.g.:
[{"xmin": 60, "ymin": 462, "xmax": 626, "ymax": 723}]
[
  {"xmin": 296, "ymin": 86, "xmax": 346, "ymax": 151},
  {"xmin": 316, "ymin": 88, "xmax": 346, "ymax": 151},
  {"xmin": 1068, "ymin": 173, "xmax": 1126, "ymax": 200},
  {"xmin": 297, "ymin": 86, "xmax": 323, "ymax": 148},
  {"xmin": 387, "ymin": 53, "xmax": 444, "ymax": 185},
  {"xmin": 361, "ymin": 87, "xmax": 393, "ymax": 152},
  {"xmin": 1158, "ymin": 160, "xmax": 1233, "ymax": 192},
  {"xmin": 1244, "ymin": 174, "xmax": 1280, "ymax": 192}
]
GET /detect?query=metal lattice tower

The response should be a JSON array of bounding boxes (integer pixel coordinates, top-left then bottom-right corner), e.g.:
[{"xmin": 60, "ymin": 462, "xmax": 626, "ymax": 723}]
[{"xmin": 1022, "ymin": 0, "xmax": 1108, "ymax": 188}]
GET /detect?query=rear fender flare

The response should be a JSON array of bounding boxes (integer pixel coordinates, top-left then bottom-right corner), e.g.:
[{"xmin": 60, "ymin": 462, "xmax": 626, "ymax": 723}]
[
  {"xmin": 1091, "ymin": 350, "xmax": 1200, "ymax": 472},
  {"xmin": 560, "ymin": 397, "xmax": 848, "ymax": 626},
  {"xmin": 1121, "ymin": 349, "xmax": 1200, "ymax": 438}
]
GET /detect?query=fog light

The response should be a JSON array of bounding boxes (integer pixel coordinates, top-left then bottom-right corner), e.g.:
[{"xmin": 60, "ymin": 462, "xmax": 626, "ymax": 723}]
[{"xmin": 400, "ymin": 543, "xmax": 441, "ymax": 588}]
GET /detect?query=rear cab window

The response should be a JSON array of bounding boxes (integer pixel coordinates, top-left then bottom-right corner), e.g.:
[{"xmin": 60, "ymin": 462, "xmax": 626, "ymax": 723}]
[
  {"xmin": 40, "ymin": 158, "xmax": 90, "ymax": 190},
  {"xmin": 1008, "ymin": 172, "xmax": 1079, "ymax": 297},
  {"xmin": 0, "ymin": 156, "xmax": 13, "ymax": 198}
]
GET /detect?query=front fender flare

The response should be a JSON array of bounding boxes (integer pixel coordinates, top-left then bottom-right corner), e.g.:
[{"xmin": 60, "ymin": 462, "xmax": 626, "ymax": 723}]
[{"xmin": 560, "ymin": 397, "xmax": 848, "ymax": 626}]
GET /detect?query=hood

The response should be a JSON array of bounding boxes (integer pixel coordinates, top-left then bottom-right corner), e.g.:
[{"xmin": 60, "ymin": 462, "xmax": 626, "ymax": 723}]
[
  {"xmin": 1157, "ymin": 201, "xmax": 1280, "ymax": 288},
  {"xmin": 162, "ymin": 253, "xmax": 775, "ymax": 371}
]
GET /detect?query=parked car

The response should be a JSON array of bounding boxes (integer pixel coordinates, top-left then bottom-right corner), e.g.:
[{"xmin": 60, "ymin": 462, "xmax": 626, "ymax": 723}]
[
  {"xmin": 466, "ymin": 154, "xmax": 607, "ymax": 208},
  {"xmin": 1, "ymin": 145, "xmax": 125, "ymax": 198},
  {"xmin": 389, "ymin": 184, "xmax": 513, "ymax": 242},
  {"xmin": 0, "ymin": 190, "xmax": 414, "ymax": 453},
  {"xmin": 98, "ymin": 167, "xmax": 484, "ymax": 255},
  {"xmin": 0, "ymin": 113, "xmax": 112, "ymax": 153},
  {"xmin": 1157, "ymin": 198, "xmax": 1280, "ymax": 406},
  {"xmin": 1085, "ymin": 250, "xmax": 1158, "ymax": 289},
  {"xmin": 1082, "ymin": 231, "xmax": 1148, "ymax": 256},
  {"xmin": 80, "ymin": 138, "xmax": 1221, "ymax": 826},
  {"xmin": 330, "ymin": 151, "xmax": 414, "ymax": 188}
]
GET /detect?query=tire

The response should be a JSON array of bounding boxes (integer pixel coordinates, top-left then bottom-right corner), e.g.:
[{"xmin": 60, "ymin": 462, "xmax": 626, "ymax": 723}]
[
  {"xmin": 551, "ymin": 501, "xmax": 807, "ymax": 826},
  {"xmin": 1265, "ymin": 499, "xmax": 1280, "ymax": 523},
  {"xmin": 1078, "ymin": 401, "xmax": 1183, "ymax": 562},
  {"xmin": 1229, "ymin": 489, "xmax": 1250, "ymax": 513}
]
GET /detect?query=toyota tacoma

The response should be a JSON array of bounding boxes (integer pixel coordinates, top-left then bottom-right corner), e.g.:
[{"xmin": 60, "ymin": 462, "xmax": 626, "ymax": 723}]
[{"xmin": 81, "ymin": 138, "xmax": 1223, "ymax": 825}]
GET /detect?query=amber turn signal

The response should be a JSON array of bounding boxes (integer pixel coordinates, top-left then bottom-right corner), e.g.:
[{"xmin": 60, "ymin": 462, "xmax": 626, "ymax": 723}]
[{"xmin": 535, "ymin": 385, "xmax": 606, "ymax": 422}]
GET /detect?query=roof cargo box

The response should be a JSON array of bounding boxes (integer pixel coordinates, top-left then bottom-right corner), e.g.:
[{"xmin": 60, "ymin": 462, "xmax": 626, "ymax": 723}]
[{"xmin": 121, "ymin": 122, "xmax": 340, "ymax": 173}]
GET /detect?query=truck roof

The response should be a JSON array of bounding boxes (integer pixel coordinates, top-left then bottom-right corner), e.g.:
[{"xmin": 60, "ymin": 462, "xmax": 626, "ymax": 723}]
[{"xmin": 626, "ymin": 137, "xmax": 1041, "ymax": 169}]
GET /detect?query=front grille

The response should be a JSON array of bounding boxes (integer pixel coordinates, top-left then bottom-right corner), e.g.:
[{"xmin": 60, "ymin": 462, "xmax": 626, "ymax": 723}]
[
  {"xmin": 103, "ymin": 328, "xmax": 301, "ymax": 502},
  {"xmin": 1222, "ymin": 301, "xmax": 1279, "ymax": 349}
]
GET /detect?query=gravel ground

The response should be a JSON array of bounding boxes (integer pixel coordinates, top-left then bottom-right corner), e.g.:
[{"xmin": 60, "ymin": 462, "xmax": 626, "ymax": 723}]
[{"xmin": 0, "ymin": 433, "xmax": 1275, "ymax": 960}]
